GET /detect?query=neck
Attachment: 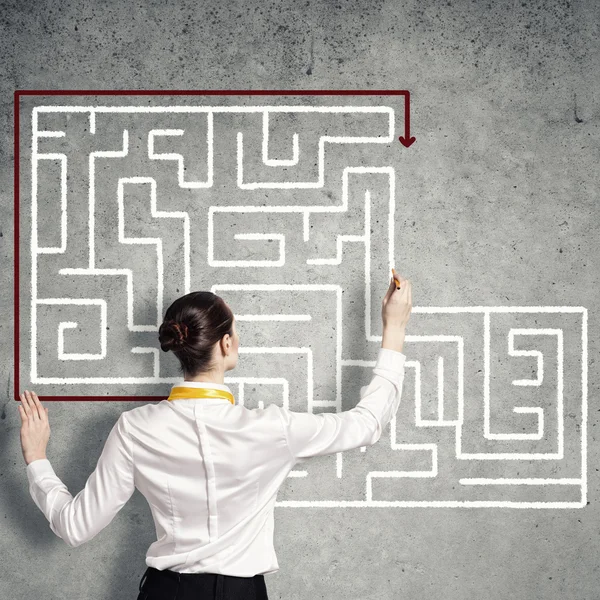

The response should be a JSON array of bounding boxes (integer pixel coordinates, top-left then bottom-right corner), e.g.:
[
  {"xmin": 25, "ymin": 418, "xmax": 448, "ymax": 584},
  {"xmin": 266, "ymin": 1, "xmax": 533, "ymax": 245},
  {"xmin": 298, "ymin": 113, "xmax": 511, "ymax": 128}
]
[{"xmin": 184, "ymin": 371, "xmax": 225, "ymax": 384}]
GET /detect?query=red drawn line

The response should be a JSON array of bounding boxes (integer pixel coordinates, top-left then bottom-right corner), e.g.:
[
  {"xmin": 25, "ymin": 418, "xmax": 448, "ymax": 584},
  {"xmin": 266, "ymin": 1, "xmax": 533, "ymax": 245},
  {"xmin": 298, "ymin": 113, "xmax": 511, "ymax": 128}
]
[
  {"xmin": 14, "ymin": 91, "xmax": 20, "ymax": 402},
  {"xmin": 16, "ymin": 89, "xmax": 410, "ymax": 95},
  {"xmin": 398, "ymin": 91, "xmax": 416, "ymax": 148}
]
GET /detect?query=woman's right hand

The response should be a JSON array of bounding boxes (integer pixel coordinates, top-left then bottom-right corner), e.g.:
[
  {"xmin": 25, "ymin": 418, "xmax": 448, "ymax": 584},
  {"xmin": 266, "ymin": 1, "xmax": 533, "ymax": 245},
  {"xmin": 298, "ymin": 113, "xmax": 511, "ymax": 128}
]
[{"xmin": 381, "ymin": 268, "xmax": 412, "ymax": 329}]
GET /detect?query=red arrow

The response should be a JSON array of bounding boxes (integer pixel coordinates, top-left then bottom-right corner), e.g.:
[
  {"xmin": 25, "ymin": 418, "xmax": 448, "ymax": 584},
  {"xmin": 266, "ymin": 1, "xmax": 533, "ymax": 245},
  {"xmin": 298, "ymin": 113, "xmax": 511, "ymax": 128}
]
[{"xmin": 398, "ymin": 91, "xmax": 416, "ymax": 147}]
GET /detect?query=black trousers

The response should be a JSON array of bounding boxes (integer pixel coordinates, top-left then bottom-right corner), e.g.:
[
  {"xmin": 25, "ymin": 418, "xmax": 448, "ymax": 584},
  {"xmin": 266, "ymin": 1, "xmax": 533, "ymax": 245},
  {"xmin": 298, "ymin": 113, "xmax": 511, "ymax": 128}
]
[{"xmin": 136, "ymin": 565, "xmax": 269, "ymax": 600}]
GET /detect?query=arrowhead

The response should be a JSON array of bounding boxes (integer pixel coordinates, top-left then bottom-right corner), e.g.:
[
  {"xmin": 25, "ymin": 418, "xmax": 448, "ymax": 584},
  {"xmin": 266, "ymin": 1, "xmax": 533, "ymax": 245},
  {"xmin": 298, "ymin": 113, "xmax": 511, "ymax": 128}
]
[{"xmin": 398, "ymin": 135, "xmax": 416, "ymax": 148}]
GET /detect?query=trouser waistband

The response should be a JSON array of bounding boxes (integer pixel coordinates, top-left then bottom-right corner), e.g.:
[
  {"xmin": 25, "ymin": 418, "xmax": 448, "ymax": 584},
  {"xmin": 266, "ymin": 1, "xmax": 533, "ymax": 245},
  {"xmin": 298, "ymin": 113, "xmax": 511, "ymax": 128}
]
[{"xmin": 140, "ymin": 566, "xmax": 264, "ymax": 591}]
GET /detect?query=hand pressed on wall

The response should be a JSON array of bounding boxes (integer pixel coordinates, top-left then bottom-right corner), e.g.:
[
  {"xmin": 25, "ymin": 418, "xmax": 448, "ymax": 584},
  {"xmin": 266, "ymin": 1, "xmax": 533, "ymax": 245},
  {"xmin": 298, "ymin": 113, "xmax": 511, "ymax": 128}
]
[{"xmin": 18, "ymin": 390, "xmax": 50, "ymax": 466}]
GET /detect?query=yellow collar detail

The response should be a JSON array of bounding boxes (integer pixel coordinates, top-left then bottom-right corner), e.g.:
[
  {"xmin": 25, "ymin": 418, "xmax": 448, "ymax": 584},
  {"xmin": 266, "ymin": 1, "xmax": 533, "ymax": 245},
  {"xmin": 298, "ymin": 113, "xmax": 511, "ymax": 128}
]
[{"xmin": 167, "ymin": 386, "xmax": 235, "ymax": 404}]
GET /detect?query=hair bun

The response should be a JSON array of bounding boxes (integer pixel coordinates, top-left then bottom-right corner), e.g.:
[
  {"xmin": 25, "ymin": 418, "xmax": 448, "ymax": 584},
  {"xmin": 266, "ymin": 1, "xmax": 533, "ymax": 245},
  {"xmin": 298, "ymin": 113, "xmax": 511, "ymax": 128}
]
[{"xmin": 159, "ymin": 319, "xmax": 189, "ymax": 352}]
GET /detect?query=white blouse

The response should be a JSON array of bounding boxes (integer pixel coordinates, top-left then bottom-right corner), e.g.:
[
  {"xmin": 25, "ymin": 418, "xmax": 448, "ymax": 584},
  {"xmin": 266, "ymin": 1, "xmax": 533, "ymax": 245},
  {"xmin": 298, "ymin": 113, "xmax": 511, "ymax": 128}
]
[{"xmin": 26, "ymin": 347, "xmax": 406, "ymax": 576}]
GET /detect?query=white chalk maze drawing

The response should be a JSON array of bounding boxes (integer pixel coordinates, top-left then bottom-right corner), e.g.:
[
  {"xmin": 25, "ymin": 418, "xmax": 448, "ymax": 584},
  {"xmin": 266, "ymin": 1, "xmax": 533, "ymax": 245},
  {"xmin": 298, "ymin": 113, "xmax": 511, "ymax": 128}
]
[{"xmin": 28, "ymin": 103, "xmax": 587, "ymax": 507}]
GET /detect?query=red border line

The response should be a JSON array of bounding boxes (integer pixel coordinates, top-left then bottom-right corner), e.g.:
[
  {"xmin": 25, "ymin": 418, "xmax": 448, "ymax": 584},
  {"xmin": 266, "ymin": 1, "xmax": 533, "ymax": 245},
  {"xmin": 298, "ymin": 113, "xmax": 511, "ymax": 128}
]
[
  {"xmin": 14, "ymin": 91, "xmax": 20, "ymax": 402},
  {"xmin": 14, "ymin": 89, "xmax": 410, "ymax": 402},
  {"xmin": 16, "ymin": 89, "xmax": 409, "ymax": 95}
]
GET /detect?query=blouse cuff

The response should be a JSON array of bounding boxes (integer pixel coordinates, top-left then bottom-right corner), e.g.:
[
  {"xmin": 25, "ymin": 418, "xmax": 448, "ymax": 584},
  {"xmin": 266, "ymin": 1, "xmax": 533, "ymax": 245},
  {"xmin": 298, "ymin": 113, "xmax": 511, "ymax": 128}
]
[
  {"xmin": 376, "ymin": 347, "xmax": 406, "ymax": 372},
  {"xmin": 26, "ymin": 458, "xmax": 55, "ymax": 482}
]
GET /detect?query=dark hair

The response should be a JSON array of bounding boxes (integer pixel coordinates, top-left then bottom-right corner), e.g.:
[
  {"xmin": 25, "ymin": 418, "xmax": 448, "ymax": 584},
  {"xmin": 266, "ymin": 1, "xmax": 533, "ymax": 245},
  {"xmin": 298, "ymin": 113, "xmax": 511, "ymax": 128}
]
[{"xmin": 158, "ymin": 291, "xmax": 234, "ymax": 377}]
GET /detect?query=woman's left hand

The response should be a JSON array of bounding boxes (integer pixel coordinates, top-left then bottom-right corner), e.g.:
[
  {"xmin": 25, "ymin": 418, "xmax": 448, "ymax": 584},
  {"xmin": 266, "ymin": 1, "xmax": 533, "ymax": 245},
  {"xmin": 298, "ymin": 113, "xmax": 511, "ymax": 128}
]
[{"xmin": 18, "ymin": 390, "xmax": 50, "ymax": 466}]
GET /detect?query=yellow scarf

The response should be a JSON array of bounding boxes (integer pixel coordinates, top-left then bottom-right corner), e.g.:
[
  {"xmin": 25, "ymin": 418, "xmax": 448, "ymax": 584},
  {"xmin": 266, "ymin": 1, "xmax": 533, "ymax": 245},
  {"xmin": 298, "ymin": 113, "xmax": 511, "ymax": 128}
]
[{"xmin": 167, "ymin": 386, "xmax": 235, "ymax": 405}]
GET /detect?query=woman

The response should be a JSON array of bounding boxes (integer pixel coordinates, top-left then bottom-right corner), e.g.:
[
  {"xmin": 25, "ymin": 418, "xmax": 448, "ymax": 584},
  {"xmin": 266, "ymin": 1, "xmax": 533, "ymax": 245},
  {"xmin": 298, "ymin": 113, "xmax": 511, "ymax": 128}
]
[{"xmin": 19, "ymin": 268, "xmax": 412, "ymax": 600}]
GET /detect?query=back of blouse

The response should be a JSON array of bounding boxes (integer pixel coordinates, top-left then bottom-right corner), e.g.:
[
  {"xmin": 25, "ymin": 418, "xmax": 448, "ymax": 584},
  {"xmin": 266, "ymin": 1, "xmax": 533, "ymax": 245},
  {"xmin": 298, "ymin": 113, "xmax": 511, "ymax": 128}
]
[{"xmin": 129, "ymin": 399, "xmax": 292, "ymax": 576}]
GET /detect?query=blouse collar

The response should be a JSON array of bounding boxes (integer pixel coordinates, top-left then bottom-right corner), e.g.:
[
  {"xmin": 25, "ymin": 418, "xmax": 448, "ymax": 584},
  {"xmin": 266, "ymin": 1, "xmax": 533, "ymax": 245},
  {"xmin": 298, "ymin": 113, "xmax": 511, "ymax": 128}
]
[{"xmin": 166, "ymin": 380, "xmax": 235, "ymax": 405}]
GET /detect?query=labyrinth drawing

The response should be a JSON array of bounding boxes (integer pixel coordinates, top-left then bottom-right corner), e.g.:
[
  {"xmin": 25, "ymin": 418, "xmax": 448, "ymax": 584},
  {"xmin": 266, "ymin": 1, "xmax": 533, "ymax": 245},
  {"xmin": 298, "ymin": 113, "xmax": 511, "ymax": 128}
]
[{"xmin": 15, "ymin": 92, "xmax": 588, "ymax": 507}]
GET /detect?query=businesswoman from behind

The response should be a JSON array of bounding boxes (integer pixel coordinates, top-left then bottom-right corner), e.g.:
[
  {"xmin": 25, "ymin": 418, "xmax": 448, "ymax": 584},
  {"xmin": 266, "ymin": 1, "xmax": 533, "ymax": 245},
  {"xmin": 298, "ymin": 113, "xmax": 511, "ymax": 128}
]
[{"xmin": 19, "ymin": 269, "xmax": 411, "ymax": 600}]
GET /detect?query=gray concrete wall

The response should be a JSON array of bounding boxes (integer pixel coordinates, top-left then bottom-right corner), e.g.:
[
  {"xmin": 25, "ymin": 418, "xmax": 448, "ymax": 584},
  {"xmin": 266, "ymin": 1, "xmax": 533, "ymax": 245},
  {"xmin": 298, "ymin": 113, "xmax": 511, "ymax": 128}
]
[{"xmin": 1, "ymin": 0, "xmax": 598, "ymax": 598}]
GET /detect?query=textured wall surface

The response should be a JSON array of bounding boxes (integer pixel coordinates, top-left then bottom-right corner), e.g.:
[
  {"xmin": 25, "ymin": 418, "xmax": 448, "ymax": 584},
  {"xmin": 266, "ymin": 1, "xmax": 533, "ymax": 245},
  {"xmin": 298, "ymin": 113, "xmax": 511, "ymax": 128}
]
[{"xmin": 1, "ymin": 0, "xmax": 598, "ymax": 599}]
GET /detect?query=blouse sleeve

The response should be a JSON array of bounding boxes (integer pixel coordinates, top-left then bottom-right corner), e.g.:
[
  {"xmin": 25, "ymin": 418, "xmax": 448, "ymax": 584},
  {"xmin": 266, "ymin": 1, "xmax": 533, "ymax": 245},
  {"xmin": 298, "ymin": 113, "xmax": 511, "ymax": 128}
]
[
  {"xmin": 276, "ymin": 347, "xmax": 406, "ymax": 461},
  {"xmin": 26, "ymin": 412, "xmax": 135, "ymax": 548}
]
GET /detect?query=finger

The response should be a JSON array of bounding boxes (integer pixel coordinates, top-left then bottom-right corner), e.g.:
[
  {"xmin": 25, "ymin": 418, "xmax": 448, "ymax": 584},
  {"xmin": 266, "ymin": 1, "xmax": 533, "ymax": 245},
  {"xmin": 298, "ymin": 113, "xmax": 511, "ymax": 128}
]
[
  {"xmin": 24, "ymin": 391, "xmax": 39, "ymax": 420},
  {"xmin": 18, "ymin": 404, "xmax": 25, "ymax": 422},
  {"xmin": 384, "ymin": 274, "xmax": 395, "ymax": 303},
  {"xmin": 31, "ymin": 391, "xmax": 45, "ymax": 420},
  {"xmin": 20, "ymin": 392, "xmax": 32, "ymax": 418}
]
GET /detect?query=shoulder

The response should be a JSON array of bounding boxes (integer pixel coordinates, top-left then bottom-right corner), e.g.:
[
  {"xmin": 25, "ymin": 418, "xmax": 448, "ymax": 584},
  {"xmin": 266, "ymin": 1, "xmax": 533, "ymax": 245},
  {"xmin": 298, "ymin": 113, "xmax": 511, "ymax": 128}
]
[
  {"xmin": 237, "ymin": 402, "xmax": 286, "ymax": 428},
  {"xmin": 119, "ymin": 400, "xmax": 168, "ymax": 428},
  {"xmin": 252, "ymin": 403, "xmax": 284, "ymax": 419}
]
